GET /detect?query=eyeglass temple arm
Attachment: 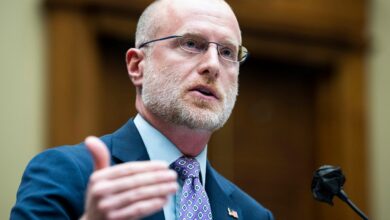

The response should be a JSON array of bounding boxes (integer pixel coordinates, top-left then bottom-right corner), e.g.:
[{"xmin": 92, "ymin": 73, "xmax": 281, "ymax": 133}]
[{"xmin": 138, "ymin": 35, "xmax": 182, "ymax": 49}]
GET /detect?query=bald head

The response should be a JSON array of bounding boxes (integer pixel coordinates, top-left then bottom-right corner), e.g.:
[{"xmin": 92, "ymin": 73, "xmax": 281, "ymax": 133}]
[{"xmin": 135, "ymin": 0, "xmax": 241, "ymax": 48}]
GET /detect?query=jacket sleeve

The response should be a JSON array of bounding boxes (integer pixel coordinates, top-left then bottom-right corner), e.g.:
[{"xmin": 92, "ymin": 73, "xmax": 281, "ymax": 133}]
[{"xmin": 10, "ymin": 146, "xmax": 92, "ymax": 220}]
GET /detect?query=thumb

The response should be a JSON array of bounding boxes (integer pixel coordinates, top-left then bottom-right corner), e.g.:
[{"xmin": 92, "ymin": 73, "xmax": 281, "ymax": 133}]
[{"xmin": 85, "ymin": 136, "xmax": 110, "ymax": 170}]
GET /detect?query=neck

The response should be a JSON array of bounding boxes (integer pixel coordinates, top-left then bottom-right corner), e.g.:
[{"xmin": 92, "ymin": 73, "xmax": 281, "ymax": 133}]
[{"xmin": 136, "ymin": 100, "xmax": 212, "ymax": 157}]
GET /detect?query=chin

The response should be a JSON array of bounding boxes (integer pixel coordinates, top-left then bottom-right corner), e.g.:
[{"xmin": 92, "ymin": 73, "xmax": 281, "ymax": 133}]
[{"xmin": 177, "ymin": 107, "xmax": 225, "ymax": 131}]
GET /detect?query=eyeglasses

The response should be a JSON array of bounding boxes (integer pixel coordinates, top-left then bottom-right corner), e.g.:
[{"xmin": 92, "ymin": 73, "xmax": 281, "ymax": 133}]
[{"xmin": 138, "ymin": 34, "xmax": 249, "ymax": 63}]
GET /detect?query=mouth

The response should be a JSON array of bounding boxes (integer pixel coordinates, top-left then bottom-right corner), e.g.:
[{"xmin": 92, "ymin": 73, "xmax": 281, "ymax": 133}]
[{"xmin": 189, "ymin": 85, "xmax": 220, "ymax": 100}]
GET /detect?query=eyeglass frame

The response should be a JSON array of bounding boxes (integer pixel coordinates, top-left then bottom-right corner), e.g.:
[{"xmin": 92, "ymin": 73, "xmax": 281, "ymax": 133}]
[{"xmin": 137, "ymin": 35, "xmax": 249, "ymax": 63}]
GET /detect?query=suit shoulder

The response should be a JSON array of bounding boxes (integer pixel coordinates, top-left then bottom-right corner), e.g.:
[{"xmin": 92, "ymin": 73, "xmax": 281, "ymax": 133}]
[
  {"xmin": 40, "ymin": 144, "xmax": 93, "ymax": 176},
  {"xmin": 11, "ymin": 134, "xmax": 112, "ymax": 220},
  {"xmin": 33, "ymin": 134, "xmax": 113, "ymax": 175},
  {"xmin": 11, "ymin": 144, "xmax": 92, "ymax": 219}
]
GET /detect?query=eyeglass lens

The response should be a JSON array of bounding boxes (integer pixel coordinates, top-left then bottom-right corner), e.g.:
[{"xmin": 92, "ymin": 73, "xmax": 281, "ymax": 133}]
[{"xmin": 178, "ymin": 35, "xmax": 246, "ymax": 62}]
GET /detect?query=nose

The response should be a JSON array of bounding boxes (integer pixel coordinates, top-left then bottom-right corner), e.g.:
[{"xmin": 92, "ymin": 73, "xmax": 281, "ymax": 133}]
[{"xmin": 197, "ymin": 43, "xmax": 220, "ymax": 79}]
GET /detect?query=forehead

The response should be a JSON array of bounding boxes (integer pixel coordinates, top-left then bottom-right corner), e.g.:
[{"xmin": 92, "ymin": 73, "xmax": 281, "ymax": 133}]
[{"xmin": 158, "ymin": 0, "xmax": 241, "ymax": 44}]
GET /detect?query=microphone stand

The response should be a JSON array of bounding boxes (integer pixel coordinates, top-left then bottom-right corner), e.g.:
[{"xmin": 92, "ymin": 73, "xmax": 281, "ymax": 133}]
[
  {"xmin": 337, "ymin": 190, "xmax": 368, "ymax": 220},
  {"xmin": 311, "ymin": 165, "xmax": 369, "ymax": 220}
]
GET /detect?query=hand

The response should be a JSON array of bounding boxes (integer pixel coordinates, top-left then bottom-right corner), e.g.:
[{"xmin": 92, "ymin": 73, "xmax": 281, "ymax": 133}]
[{"xmin": 81, "ymin": 136, "xmax": 178, "ymax": 220}]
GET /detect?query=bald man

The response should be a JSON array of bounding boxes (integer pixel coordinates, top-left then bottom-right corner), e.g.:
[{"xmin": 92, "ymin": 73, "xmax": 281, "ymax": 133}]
[{"xmin": 11, "ymin": 0, "xmax": 274, "ymax": 219}]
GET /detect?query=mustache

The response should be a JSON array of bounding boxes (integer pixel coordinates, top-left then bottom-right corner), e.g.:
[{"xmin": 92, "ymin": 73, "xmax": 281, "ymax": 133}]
[{"xmin": 204, "ymin": 73, "xmax": 216, "ymax": 84}]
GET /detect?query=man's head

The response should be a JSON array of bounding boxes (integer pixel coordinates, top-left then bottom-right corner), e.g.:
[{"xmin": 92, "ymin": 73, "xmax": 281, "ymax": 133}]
[{"xmin": 126, "ymin": 0, "xmax": 243, "ymax": 132}]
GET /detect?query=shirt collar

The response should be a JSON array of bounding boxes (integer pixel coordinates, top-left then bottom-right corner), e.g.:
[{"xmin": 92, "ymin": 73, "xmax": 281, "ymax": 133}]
[{"xmin": 134, "ymin": 114, "xmax": 208, "ymax": 184}]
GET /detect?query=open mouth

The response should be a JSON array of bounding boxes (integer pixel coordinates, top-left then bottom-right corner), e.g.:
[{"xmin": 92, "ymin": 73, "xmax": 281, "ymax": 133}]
[{"xmin": 189, "ymin": 85, "xmax": 219, "ymax": 100}]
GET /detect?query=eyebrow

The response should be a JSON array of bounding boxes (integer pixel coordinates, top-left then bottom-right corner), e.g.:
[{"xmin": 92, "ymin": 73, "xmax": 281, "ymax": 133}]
[{"xmin": 179, "ymin": 31, "xmax": 239, "ymax": 46}]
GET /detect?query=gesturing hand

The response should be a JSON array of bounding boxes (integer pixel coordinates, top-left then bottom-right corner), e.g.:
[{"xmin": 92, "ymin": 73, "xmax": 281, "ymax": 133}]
[{"xmin": 81, "ymin": 136, "xmax": 178, "ymax": 220}]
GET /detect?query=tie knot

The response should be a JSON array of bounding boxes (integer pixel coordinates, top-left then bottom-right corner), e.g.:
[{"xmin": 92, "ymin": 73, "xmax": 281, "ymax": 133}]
[{"xmin": 171, "ymin": 157, "xmax": 200, "ymax": 180}]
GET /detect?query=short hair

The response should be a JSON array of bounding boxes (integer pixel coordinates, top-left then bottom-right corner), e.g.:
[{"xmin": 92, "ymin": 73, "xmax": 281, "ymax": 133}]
[
  {"xmin": 135, "ymin": 0, "xmax": 234, "ymax": 49},
  {"xmin": 134, "ymin": 0, "xmax": 162, "ymax": 48}
]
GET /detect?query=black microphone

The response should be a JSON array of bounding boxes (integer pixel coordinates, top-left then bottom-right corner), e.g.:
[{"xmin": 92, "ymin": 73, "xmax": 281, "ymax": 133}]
[{"xmin": 311, "ymin": 165, "xmax": 369, "ymax": 220}]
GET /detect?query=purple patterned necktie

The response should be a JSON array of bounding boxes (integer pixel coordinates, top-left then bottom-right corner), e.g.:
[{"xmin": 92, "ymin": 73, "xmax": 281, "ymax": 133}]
[{"xmin": 171, "ymin": 157, "xmax": 213, "ymax": 220}]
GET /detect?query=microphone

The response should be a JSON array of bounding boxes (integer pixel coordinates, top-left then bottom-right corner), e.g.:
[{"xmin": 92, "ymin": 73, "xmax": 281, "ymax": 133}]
[{"xmin": 311, "ymin": 165, "xmax": 369, "ymax": 220}]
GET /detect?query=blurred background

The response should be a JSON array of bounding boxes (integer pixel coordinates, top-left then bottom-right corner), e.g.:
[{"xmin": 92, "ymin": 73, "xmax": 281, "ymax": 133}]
[{"xmin": 0, "ymin": 0, "xmax": 389, "ymax": 219}]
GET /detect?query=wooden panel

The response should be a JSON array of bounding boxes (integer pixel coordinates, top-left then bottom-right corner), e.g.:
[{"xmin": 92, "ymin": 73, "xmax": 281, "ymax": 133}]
[
  {"xmin": 229, "ymin": 0, "xmax": 366, "ymax": 40},
  {"xmin": 45, "ymin": 0, "xmax": 367, "ymax": 48},
  {"xmin": 48, "ymin": 10, "xmax": 101, "ymax": 146},
  {"xmin": 48, "ymin": 9, "xmax": 137, "ymax": 146}
]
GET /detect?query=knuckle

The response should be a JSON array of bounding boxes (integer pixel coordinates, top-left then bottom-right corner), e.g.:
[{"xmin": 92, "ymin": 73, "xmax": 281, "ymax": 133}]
[
  {"xmin": 117, "ymin": 166, "xmax": 131, "ymax": 176},
  {"xmin": 89, "ymin": 186, "xmax": 99, "ymax": 197},
  {"xmin": 132, "ymin": 205, "xmax": 146, "ymax": 217},
  {"xmin": 159, "ymin": 183, "xmax": 172, "ymax": 192},
  {"xmin": 126, "ymin": 176, "xmax": 141, "ymax": 188},
  {"xmin": 89, "ymin": 182, "xmax": 106, "ymax": 197},
  {"xmin": 129, "ymin": 189, "xmax": 143, "ymax": 200},
  {"xmin": 96, "ymin": 201, "xmax": 104, "ymax": 211},
  {"xmin": 89, "ymin": 172, "xmax": 100, "ymax": 184},
  {"xmin": 97, "ymin": 200, "xmax": 109, "ymax": 212}
]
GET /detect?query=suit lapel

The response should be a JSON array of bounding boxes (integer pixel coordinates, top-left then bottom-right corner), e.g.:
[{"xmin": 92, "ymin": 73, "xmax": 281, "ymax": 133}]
[
  {"xmin": 206, "ymin": 162, "xmax": 242, "ymax": 220},
  {"xmin": 111, "ymin": 118, "xmax": 150, "ymax": 163},
  {"xmin": 108, "ymin": 119, "xmax": 241, "ymax": 220},
  {"xmin": 109, "ymin": 119, "xmax": 165, "ymax": 220}
]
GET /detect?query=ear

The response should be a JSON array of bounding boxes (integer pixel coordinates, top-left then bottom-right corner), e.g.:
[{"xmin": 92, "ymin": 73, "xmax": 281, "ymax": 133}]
[{"xmin": 126, "ymin": 48, "xmax": 145, "ymax": 87}]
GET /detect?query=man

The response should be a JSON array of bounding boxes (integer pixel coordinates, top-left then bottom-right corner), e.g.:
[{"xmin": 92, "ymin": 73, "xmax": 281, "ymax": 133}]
[{"xmin": 11, "ymin": 0, "xmax": 274, "ymax": 219}]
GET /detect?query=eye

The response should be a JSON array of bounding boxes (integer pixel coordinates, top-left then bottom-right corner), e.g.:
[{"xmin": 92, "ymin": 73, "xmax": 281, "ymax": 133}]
[
  {"xmin": 180, "ymin": 37, "xmax": 205, "ymax": 52},
  {"xmin": 184, "ymin": 39, "xmax": 197, "ymax": 48},
  {"xmin": 219, "ymin": 46, "xmax": 236, "ymax": 60}
]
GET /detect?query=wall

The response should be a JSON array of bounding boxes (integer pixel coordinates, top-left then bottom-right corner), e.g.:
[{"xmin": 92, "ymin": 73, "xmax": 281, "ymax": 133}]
[
  {"xmin": 369, "ymin": 0, "xmax": 390, "ymax": 219},
  {"xmin": 0, "ymin": 0, "xmax": 45, "ymax": 218}
]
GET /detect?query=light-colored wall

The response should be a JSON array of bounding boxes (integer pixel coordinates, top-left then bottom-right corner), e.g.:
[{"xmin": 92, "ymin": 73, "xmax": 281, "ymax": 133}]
[
  {"xmin": 0, "ymin": 0, "xmax": 389, "ymax": 219},
  {"xmin": 0, "ymin": 0, "xmax": 45, "ymax": 219},
  {"xmin": 369, "ymin": 0, "xmax": 390, "ymax": 219}
]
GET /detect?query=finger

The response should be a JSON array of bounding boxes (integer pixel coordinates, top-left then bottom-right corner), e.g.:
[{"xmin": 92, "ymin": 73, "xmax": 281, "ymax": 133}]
[
  {"xmin": 107, "ymin": 197, "xmax": 168, "ymax": 220},
  {"xmin": 91, "ymin": 160, "xmax": 169, "ymax": 181},
  {"xmin": 98, "ymin": 181, "xmax": 178, "ymax": 211},
  {"xmin": 85, "ymin": 136, "xmax": 110, "ymax": 170},
  {"xmin": 93, "ymin": 169, "xmax": 177, "ymax": 196}
]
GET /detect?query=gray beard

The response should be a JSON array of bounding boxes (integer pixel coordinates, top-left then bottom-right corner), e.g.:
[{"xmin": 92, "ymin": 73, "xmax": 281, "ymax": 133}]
[{"xmin": 141, "ymin": 62, "xmax": 238, "ymax": 131}]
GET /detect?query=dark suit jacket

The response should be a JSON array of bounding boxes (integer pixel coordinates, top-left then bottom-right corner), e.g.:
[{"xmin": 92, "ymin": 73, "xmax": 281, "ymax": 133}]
[{"xmin": 11, "ymin": 119, "xmax": 274, "ymax": 220}]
